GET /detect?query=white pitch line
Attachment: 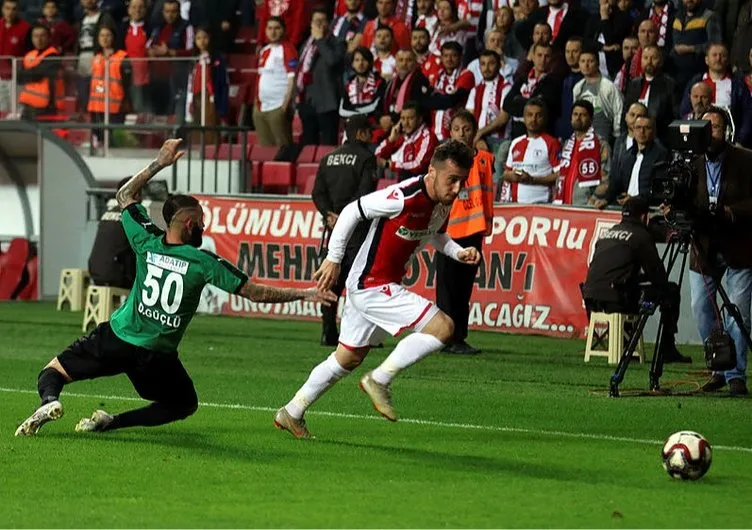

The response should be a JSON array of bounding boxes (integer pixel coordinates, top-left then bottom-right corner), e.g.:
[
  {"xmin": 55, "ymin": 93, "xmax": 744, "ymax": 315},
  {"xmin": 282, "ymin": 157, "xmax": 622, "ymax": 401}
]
[{"xmin": 3, "ymin": 387, "xmax": 752, "ymax": 454}]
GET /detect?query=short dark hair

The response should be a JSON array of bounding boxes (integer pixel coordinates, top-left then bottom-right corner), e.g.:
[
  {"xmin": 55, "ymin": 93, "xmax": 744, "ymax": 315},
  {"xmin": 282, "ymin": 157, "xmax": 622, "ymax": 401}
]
[
  {"xmin": 449, "ymin": 109, "xmax": 478, "ymax": 133},
  {"xmin": 375, "ymin": 24, "xmax": 394, "ymax": 37},
  {"xmin": 572, "ymin": 99, "xmax": 594, "ymax": 119},
  {"xmin": 163, "ymin": 195, "xmax": 200, "ymax": 226},
  {"xmin": 30, "ymin": 23, "xmax": 50, "ymax": 35},
  {"xmin": 401, "ymin": 101, "xmax": 422, "ymax": 115},
  {"xmin": 478, "ymin": 49, "xmax": 500, "ymax": 63},
  {"xmin": 412, "ymin": 26, "xmax": 430, "ymax": 38},
  {"xmin": 440, "ymin": 40, "xmax": 463, "ymax": 54},
  {"xmin": 532, "ymin": 42, "xmax": 552, "ymax": 53},
  {"xmin": 622, "ymin": 196, "xmax": 650, "ymax": 218},
  {"xmin": 580, "ymin": 43, "xmax": 600, "ymax": 61},
  {"xmin": 345, "ymin": 115, "xmax": 372, "ymax": 140},
  {"xmin": 267, "ymin": 16, "xmax": 286, "ymax": 30},
  {"xmin": 567, "ymin": 36, "xmax": 584, "ymax": 47},
  {"xmin": 703, "ymin": 105, "xmax": 732, "ymax": 136},
  {"xmin": 430, "ymin": 140, "xmax": 475, "ymax": 171},
  {"xmin": 352, "ymin": 46, "xmax": 374, "ymax": 66},
  {"xmin": 525, "ymin": 97, "xmax": 548, "ymax": 117},
  {"xmin": 311, "ymin": 7, "xmax": 329, "ymax": 20}
]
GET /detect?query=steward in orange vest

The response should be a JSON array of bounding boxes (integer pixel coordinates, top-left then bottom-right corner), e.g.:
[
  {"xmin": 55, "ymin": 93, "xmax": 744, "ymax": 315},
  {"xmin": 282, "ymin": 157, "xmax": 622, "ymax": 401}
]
[
  {"xmin": 18, "ymin": 25, "xmax": 64, "ymax": 120},
  {"xmin": 87, "ymin": 48, "xmax": 129, "ymax": 116},
  {"xmin": 437, "ymin": 110, "xmax": 495, "ymax": 355}
]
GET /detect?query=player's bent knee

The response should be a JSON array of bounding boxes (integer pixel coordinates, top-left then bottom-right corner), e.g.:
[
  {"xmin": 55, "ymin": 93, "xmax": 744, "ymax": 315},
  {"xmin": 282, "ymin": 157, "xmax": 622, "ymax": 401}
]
[
  {"xmin": 422, "ymin": 312, "xmax": 455, "ymax": 343},
  {"xmin": 44, "ymin": 357, "xmax": 72, "ymax": 382},
  {"xmin": 335, "ymin": 344, "xmax": 369, "ymax": 371}
]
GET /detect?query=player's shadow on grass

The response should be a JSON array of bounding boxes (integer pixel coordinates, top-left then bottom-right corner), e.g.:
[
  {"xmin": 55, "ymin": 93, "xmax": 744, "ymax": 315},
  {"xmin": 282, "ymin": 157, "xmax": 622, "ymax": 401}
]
[{"xmin": 321, "ymin": 439, "xmax": 634, "ymax": 486}]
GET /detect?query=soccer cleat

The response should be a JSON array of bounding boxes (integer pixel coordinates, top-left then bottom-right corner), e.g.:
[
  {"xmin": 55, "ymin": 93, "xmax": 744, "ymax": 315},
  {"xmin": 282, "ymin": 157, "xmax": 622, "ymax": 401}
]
[
  {"xmin": 15, "ymin": 400, "xmax": 64, "ymax": 436},
  {"xmin": 359, "ymin": 371, "xmax": 398, "ymax": 422},
  {"xmin": 75, "ymin": 410, "xmax": 114, "ymax": 432},
  {"xmin": 274, "ymin": 407, "xmax": 312, "ymax": 439}
]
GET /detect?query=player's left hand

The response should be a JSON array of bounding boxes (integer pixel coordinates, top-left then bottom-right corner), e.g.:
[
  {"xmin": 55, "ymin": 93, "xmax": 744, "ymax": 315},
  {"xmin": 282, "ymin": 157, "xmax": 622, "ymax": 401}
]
[
  {"xmin": 156, "ymin": 138, "xmax": 185, "ymax": 167},
  {"xmin": 457, "ymin": 247, "xmax": 481, "ymax": 265},
  {"xmin": 304, "ymin": 287, "xmax": 338, "ymax": 306},
  {"xmin": 313, "ymin": 259, "xmax": 341, "ymax": 291}
]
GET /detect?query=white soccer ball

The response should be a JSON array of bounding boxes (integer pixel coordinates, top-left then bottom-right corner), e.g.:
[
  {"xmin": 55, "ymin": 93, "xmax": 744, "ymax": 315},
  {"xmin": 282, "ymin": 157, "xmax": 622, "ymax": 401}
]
[{"xmin": 662, "ymin": 431, "xmax": 712, "ymax": 480}]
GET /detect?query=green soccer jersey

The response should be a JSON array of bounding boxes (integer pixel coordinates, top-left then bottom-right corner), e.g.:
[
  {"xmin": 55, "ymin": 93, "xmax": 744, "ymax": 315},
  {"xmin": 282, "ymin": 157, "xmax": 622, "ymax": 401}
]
[{"xmin": 109, "ymin": 204, "xmax": 248, "ymax": 353}]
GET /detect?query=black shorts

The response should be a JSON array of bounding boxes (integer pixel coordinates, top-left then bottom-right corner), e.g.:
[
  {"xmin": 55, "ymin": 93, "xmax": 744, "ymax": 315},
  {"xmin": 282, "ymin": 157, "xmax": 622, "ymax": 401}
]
[{"xmin": 57, "ymin": 322, "xmax": 197, "ymax": 407}]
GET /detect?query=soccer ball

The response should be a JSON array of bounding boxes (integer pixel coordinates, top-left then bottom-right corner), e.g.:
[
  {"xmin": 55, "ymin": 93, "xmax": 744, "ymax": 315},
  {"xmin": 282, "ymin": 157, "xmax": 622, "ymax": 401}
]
[{"xmin": 662, "ymin": 431, "xmax": 712, "ymax": 480}]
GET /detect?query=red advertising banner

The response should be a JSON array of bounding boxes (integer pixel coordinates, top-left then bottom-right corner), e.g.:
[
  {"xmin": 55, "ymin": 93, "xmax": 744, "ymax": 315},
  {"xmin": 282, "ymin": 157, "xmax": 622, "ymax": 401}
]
[{"xmin": 195, "ymin": 195, "xmax": 620, "ymax": 339}]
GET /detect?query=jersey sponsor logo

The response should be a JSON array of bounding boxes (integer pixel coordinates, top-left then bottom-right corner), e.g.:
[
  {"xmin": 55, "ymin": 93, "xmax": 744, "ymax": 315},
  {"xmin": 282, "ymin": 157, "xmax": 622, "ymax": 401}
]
[
  {"xmin": 396, "ymin": 225, "xmax": 433, "ymax": 240},
  {"xmin": 146, "ymin": 252, "xmax": 189, "ymax": 275}
]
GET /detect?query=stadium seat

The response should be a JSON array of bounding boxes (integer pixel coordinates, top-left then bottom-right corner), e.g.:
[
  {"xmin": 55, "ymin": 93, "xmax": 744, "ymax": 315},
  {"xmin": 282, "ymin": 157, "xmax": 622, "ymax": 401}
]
[
  {"xmin": 82, "ymin": 285, "xmax": 130, "ymax": 332},
  {"xmin": 203, "ymin": 144, "xmax": 218, "ymax": 160},
  {"xmin": 376, "ymin": 178, "xmax": 393, "ymax": 190},
  {"xmin": 297, "ymin": 145, "xmax": 317, "ymax": 164},
  {"xmin": 300, "ymin": 164, "xmax": 318, "ymax": 194},
  {"xmin": 261, "ymin": 161, "xmax": 295, "ymax": 192},
  {"xmin": 584, "ymin": 312, "xmax": 644, "ymax": 365},
  {"xmin": 57, "ymin": 268, "xmax": 90, "ymax": 311},
  {"xmin": 0, "ymin": 238, "xmax": 30, "ymax": 300},
  {"xmin": 228, "ymin": 53, "xmax": 257, "ymax": 70},
  {"xmin": 314, "ymin": 145, "xmax": 336, "ymax": 162},
  {"xmin": 218, "ymin": 143, "xmax": 244, "ymax": 160},
  {"xmin": 248, "ymin": 145, "xmax": 280, "ymax": 190}
]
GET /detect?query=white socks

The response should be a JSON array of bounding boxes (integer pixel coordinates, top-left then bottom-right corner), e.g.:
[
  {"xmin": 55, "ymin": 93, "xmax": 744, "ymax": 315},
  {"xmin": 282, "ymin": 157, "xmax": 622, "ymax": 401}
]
[
  {"xmin": 285, "ymin": 353, "xmax": 350, "ymax": 419},
  {"xmin": 371, "ymin": 333, "xmax": 444, "ymax": 385}
]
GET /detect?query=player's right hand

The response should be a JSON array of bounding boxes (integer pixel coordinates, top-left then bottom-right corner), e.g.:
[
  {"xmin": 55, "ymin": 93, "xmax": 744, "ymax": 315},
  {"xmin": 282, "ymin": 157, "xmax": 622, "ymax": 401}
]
[
  {"xmin": 304, "ymin": 288, "xmax": 338, "ymax": 306},
  {"xmin": 314, "ymin": 259, "xmax": 341, "ymax": 291},
  {"xmin": 156, "ymin": 138, "xmax": 185, "ymax": 168}
]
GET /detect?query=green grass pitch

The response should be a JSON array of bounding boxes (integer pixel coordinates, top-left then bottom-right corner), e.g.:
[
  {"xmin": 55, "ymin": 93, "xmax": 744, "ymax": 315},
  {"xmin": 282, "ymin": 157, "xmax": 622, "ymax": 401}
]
[{"xmin": 1, "ymin": 302, "xmax": 751, "ymax": 528}]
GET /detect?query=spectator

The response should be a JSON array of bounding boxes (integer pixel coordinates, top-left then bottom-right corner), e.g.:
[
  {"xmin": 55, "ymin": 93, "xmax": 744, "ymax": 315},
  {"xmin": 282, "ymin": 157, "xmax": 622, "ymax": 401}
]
[
  {"xmin": 372, "ymin": 25, "xmax": 396, "ymax": 80},
  {"xmin": 584, "ymin": 0, "xmax": 632, "ymax": 79},
  {"xmin": 297, "ymin": 8, "xmax": 346, "ymax": 146},
  {"xmin": 456, "ymin": 0, "xmax": 484, "ymax": 62},
  {"xmin": 730, "ymin": 2, "xmax": 752, "ymax": 73},
  {"xmin": 467, "ymin": 28, "xmax": 518, "ymax": 85},
  {"xmin": 572, "ymin": 47, "xmax": 624, "ymax": 143},
  {"xmin": 38, "ymin": 0, "xmax": 75, "ymax": 54},
  {"xmin": 501, "ymin": 98, "xmax": 561, "ymax": 203},
  {"xmin": 516, "ymin": 0, "xmax": 589, "ymax": 52},
  {"xmin": 76, "ymin": 0, "xmax": 125, "ymax": 23},
  {"xmin": 429, "ymin": 0, "xmax": 468, "ymax": 56},
  {"xmin": 554, "ymin": 36, "xmax": 583, "ymax": 140},
  {"xmin": 88, "ymin": 25, "xmax": 129, "ymax": 147},
  {"xmin": 362, "ymin": 0, "xmax": 410, "ymax": 54},
  {"xmin": 412, "ymin": 27, "xmax": 441, "ymax": 84},
  {"xmin": 680, "ymin": 43, "xmax": 752, "ymax": 147},
  {"xmin": 332, "ymin": 0, "xmax": 366, "ymax": 54},
  {"xmin": 122, "ymin": 0, "xmax": 150, "ymax": 114},
  {"xmin": 597, "ymin": 115, "xmax": 666, "ymax": 208},
  {"xmin": 670, "ymin": 0, "xmax": 722, "ymax": 98},
  {"xmin": 189, "ymin": 0, "xmax": 237, "ymax": 54},
  {"xmin": 414, "ymin": 0, "xmax": 438, "ymax": 36},
  {"xmin": 513, "ymin": 22, "xmax": 567, "ymax": 77},
  {"xmin": 339, "ymin": 46, "xmax": 386, "ymax": 127},
  {"xmin": 254, "ymin": 16, "xmax": 296, "ymax": 147},
  {"xmin": 504, "ymin": 42, "xmax": 562, "ymax": 139},
  {"xmin": 425, "ymin": 40, "xmax": 475, "ymax": 141},
  {"xmin": 611, "ymin": 101, "xmax": 647, "ymax": 175},
  {"xmin": 624, "ymin": 45, "xmax": 676, "ymax": 137},
  {"xmin": 375, "ymin": 101, "xmax": 438, "ymax": 181},
  {"xmin": 255, "ymin": 0, "xmax": 308, "ymax": 48},
  {"xmin": 684, "ymin": 81, "xmax": 712, "ymax": 119},
  {"xmin": 514, "ymin": 0, "xmax": 538, "ymax": 22},
  {"xmin": 493, "ymin": 7, "xmax": 523, "ymax": 59},
  {"xmin": 76, "ymin": 0, "xmax": 115, "ymax": 113},
  {"xmin": 147, "ymin": 0, "xmax": 193, "ymax": 118},
  {"xmin": 629, "ymin": 19, "xmax": 658, "ymax": 80},
  {"xmin": 557, "ymin": 99, "xmax": 611, "ymax": 206},
  {"xmin": 188, "ymin": 27, "xmax": 228, "ymax": 136},
  {"xmin": 18, "ymin": 23, "xmax": 61, "ymax": 119},
  {"xmin": 639, "ymin": 0, "xmax": 675, "ymax": 50},
  {"xmin": 467, "ymin": 50, "xmax": 511, "ymax": 154},
  {"xmin": 381, "ymin": 48, "xmax": 431, "ymax": 116},
  {"xmin": 614, "ymin": 35, "xmax": 638, "ymax": 92},
  {"xmin": 0, "ymin": 0, "xmax": 30, "ymax": 113}
]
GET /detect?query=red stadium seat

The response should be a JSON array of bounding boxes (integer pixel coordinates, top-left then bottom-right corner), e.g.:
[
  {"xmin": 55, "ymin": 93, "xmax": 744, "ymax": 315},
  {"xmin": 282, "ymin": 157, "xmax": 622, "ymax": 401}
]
[
  {"xmin": 228, "ymin": 54, "xmax": 257, "ymax": 70},
  {"xmin": 248, "ymin": 145, "xmax": 280, "ymax": 190},
  {"xmin": 217, "ymin": 143, "xmax": 244, "ymax": 160},
  {"xmin": 314, "ymin": 145, "xmax": 336, "ymax": 162},
  {"xmin": 297, "ymin": 163, "xmax": 319, "ymax": 194},
  {"xmin": 261, "ymin": 161, "xmax": 295, "ymax": 192},
  {"xmin": 0, "ymin": 238, "xmax": 30, "ymax": 300},
  {"xmin": 203, "ymin": 144, "xmax": 218, "ymax": 159},
  {"xmin": 297, "ymin": 145, "xmax": 317, "ymax": 164}
]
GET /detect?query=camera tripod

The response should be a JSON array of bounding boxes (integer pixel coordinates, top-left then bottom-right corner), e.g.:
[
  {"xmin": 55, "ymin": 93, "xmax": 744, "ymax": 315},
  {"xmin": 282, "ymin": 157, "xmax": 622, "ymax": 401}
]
[{"xmin": 608, "ymin": 230, "xmax": 752, "ymax": 397}]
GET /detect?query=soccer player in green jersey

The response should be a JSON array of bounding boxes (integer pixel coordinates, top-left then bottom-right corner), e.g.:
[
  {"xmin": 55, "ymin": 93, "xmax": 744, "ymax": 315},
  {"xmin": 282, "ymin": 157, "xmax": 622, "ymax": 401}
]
[{"xmin": 15, "ymin": 139, "xmax": 336, "ymax": 436}]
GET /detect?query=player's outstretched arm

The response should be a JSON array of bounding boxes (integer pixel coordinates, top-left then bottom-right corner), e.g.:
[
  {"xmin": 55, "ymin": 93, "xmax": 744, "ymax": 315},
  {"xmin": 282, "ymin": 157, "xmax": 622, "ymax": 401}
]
[
  {"xmin": 238, "ymin": 281, "xmax": 338, "ymax": 305},
  {"xmin": 429, "ymin": 232, "xmax": 481, "ymax": 264},
  {"xmin": 116, "ymin": 139, "xmax": 185, "ymax": 209}
]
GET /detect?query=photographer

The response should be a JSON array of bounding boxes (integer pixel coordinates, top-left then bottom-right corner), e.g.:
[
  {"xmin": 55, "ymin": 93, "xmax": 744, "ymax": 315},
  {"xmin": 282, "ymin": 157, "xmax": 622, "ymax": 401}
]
[
  {"xmin": 686, "ymin": 108, "xmax": 752, "ymax": 395},
  {"xmin": 583, "ymin": 198, "xmax": 690, "ymax": 363}
]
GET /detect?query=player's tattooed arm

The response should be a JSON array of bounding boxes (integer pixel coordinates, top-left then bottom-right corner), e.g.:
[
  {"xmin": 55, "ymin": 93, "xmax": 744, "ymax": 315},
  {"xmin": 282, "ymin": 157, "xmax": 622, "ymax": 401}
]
[
  {"xmin": 239, "ymin": 282, "xmax": 337, "ymax": 305},
  {"xmin": 116, "ymin": 139, "xmax": 185, "ymax": 209}
]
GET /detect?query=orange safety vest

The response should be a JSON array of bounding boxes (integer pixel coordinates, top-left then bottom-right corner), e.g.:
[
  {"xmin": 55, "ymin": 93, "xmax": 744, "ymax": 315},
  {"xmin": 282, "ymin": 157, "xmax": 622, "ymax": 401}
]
[
  {"xmin": 447, "ymin": 150, "xmax": 495, "ymax": 239},
  {"xmin": 87, "ymin": 50, "xmax": 127, "ymax": 114},
  {"xmin": 18, "ymin": 47, "xmax": 64, "ymax": 110}
]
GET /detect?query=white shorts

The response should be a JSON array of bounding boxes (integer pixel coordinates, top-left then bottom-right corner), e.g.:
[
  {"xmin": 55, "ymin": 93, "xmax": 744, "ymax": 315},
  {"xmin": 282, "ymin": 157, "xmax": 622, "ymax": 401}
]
[{"xmin": 338, "ymin": 283, "xmax": 440, "ymax": 349}]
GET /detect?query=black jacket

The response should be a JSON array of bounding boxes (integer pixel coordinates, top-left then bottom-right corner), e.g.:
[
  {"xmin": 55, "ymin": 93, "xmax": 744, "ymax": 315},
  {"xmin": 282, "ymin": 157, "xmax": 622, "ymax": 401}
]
[
  {"xmin": 516, "ymin": 5, "xmax": 591, "ymax": 52},
  {"xmin": 624, "ymin": 74, "xmax": 677, "ymax": 138},
  {"xmin": 312, "ymin": 140, "xmax": 377, "ymax": 251},
  {"xmin": 606, "ymin": 139, "xmax": 668, "ymax": 203},
  {"xmin": 300, "ymin": 34, "xmax": 346, "ymax": 114},
  {"xmin": 503, "ymin": 72, "xmax": 563, "ymax": 138},
  {"xmin": 583, "ymin": 216, "xmax": 667, "ymax": 303}
]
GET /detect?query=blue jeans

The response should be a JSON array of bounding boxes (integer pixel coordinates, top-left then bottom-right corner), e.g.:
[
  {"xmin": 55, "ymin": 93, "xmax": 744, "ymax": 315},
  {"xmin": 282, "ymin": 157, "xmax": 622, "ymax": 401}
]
[{"xmin": 689, "ymin": 254, "xmax": 752, "ymax": 382}]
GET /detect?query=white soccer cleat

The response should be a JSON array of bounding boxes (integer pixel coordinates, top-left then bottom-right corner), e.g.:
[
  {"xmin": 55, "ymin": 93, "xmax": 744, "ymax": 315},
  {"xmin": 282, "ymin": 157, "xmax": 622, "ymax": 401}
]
[
  {"xmin": 75, "ymin": 410, "xmax": 114, "ymax": 433},
  {"xmin": 273, "ymin": 407, "xmax": 313, "ymax": 439},
  {"xmin": 15, "ymin": 400, "xmax": 64, "ymax": 436},
  {"xmin": 359, "ymin": 371, "xmax": 398, "ymax": 422}
]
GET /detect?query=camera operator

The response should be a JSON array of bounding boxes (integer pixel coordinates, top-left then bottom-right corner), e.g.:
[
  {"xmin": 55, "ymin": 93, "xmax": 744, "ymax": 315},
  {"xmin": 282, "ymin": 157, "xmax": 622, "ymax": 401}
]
[
  {"xmin": 312, "ymin": 115, "xmax": 377, "ymax": 346},
  {"xmin": 583, "ymin": 197, "xmax": 691, "ymax": 363},
  {"xmin": 686, "ymin": 107, "xmax": 752, "ymax": 395}
]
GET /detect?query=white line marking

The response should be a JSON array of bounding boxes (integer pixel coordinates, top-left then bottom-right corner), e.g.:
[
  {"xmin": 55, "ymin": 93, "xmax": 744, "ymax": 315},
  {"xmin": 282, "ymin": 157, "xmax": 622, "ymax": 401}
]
[{"xmin": 3, "ymin": 387, "xmax": 751, "ymax": 454}]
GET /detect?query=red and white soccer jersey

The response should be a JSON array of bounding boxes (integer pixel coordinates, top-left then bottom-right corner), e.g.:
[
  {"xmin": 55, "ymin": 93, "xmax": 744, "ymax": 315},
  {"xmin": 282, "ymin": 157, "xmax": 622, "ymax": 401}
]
[
  {"xmin": 432, "ymin": 68, "xmax": 475, "ymax": 140},
  {"xmin": 331, "ymin": 178, "xmax": 456, "ymax": 347},
  {"xmin": 457, "ymin": 0, "xmax": 483, "ymax": 37},
  {"xmin": 257, "ymin": 42, "xmax": 298, "ymax": 111},
  {"xmin": 429, "ymin": 28, "xmax": 468, "ymax": 56},
  {"xmin": 502, "ymin": 133, "xmax": 561, "ymax": 203},
  {"xmin": 373, "ymin": 51, "xmax": 397, "ymax": 79},
  {"xmin": 415, "ymin": 13, "xmax": 439, "ymax": 36},
  {"xmin": 375, "ymin": 123, "xmax": 439, "ymax": 178},
  {"xmin": 418, "ymin": 53, "xmax": 442, "ymax": 85},
  {"xmin": 466, "ymin": 75, "xmax": 511, "ymax": 139}
]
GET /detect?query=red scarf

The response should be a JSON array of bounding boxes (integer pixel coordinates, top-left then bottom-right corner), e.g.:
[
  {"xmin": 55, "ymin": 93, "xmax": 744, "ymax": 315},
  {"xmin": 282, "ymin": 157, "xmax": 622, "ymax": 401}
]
[
  {"xmin": 473, "ymin": 76, "xmax": 506, "ymax": 131},
  {"xmin": 296, "ymin": 36, "xmax": 317, "ymax": 101},
  {"xmin": 550, "ymin": 4, "xmax": 568, "ymax": 42},
  {"xmin": 191, "ymin": 53, "xmax": 215, "ymax": 96},
  {"xmin": 347, "ymin": 73, "xmax": 381, "ymax": 105},
  {"xmin": 388, "ymin": 71, "xmax": 416, "ymax": 113},
  {"xmin": 556, "ymin": 127, "xmax": 601, "ymax": 203},
  {"xmin": 520, "ymin": 68, "xmax": 545, "ymax": 98},
  {"xmin": 435, "ymin": 68, "xmax": 460, "ymax": 94},
  {"xmin": 649, "ymin": 4, "xmax": 670, "ymax": 47}
]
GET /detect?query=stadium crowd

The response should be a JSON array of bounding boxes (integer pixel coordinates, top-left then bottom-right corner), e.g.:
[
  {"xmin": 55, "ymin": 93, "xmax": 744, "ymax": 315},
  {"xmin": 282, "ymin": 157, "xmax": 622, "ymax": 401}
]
[{"xmin": 2, "ymin": 0, "xmax": 752, "ymax": 205}]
